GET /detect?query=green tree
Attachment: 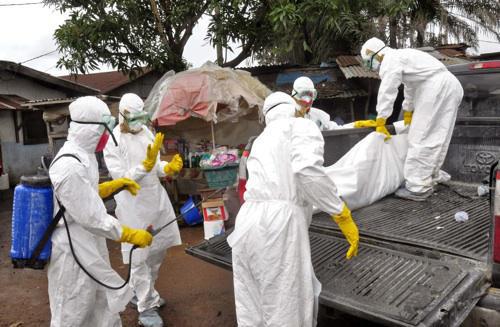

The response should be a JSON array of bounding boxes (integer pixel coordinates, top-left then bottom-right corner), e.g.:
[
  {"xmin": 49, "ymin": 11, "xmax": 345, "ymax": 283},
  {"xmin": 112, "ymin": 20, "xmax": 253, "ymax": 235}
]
[
  {"xmin": 260, "ymin": 0, "xmax": 377, "ymax": 64},
  {"xmin": 258, "ymin": 0, "xmax": 500, "ymax": 64},
  {"xmin": 206, "ymin": 0, "xmax": 273, "ymax": 67},
  {"xmin": 44, "ymin": 0, "xmax": 271, "ymax": 73},
  {"xmin": 379, "ymin": 0, "xmax": 500, "ymax": 48}
]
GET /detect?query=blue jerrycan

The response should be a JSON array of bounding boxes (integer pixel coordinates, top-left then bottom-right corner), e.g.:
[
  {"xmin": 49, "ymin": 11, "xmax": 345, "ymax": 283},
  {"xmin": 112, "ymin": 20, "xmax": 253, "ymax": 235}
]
[{"xmin": 10, "ymin": 174, "xmax": 53, "ymax": 269}]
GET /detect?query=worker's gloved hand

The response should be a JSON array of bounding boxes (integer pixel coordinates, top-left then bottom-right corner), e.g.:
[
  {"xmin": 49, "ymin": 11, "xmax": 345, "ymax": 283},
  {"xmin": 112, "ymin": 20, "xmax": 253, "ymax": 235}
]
[
  {"xmin": 403, "ymin": 110, "xmax": 413, "ymax": 126},
  {"xmin": 375, "ymin": 117, "xmax": 391, "ymax": 140},
  {"xmin": 143, "ymin": 132, "xmax": 164, "ymax": 172},
  {"xmin": 353, "ymin": 120, "xmax": 377, "ymax": 128},
  {"xmin": 119, "ymin": 225, "xmax": 153, "ymax": 248},
  {"xmin": 98, "ymin": 178, "xmax": 140, "ymax": 198},
  {"xmin": 164, "ymin": 154, "xmax": 183, "ymax": 176},
  {"xmin": 332, "ymin": 203, "xmax": 359, "ymax": 259}
]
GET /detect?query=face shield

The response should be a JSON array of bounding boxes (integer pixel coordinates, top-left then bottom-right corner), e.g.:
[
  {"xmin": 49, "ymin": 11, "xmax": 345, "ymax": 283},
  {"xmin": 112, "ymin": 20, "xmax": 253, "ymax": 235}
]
[{"xmin": 72, "ymin": 114, "xmax": 117, "ymax": 152}]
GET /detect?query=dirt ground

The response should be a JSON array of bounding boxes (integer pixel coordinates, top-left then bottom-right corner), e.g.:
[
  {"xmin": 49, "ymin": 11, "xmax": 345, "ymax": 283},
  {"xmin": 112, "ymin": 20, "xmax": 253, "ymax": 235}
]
[{"xmin": 0, "ymin": 191, "xmax": 236, "ymax": 327}]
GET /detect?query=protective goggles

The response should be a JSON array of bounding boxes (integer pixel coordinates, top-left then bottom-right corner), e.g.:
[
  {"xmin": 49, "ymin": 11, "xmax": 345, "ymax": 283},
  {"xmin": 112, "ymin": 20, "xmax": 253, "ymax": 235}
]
[
  {"xmin": 72, "ymin": 114, "xmax": 118, "ymax": 146},
  {"xmin": 292, "ymin": 89, "xmax": 317, "ymax": 102},
  {"xmin": 362, "ymin": 46, "xmax": 386, "ymax": 71},
  {"xmin": 120, "ymin": 111, "xmax": 150, "ymax": 126}
]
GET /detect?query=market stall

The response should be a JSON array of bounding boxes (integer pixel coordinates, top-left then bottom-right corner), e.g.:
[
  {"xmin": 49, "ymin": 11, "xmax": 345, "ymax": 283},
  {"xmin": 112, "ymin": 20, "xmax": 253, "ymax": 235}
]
[{"xmin": 144, "ymin": 62, "xmax": 270, "ymax": 238}]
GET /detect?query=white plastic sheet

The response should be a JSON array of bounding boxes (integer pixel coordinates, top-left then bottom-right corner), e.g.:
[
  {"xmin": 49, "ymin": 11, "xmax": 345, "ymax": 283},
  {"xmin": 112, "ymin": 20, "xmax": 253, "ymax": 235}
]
[{"xmin": 325, "ymin": 131, "xmax": 408, "ymax": 210}]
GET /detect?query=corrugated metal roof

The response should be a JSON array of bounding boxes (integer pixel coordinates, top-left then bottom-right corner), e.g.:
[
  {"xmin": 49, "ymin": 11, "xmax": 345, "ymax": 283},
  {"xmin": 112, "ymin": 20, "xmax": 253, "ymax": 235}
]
[
  {"xmin": 438, "ymin": 48, "xmax": 464, "ymax": 58},
  {"xmin": 336, "ymin": 56, "xmax": 361, "ymax": 67},
  {"xmin": 22, "ymin": 95, "xmax": 121, "ymax": 108},
  {"xmin": 338, "ymin": 65, "xmax": 380, "ymax": 79},
  {"xmin": 0, "ymin": 94, "xmax": 29, "ymax": 110},
  {"xmin": 335, "ymin": 56, "xmax": 380, "ymax": 79}
]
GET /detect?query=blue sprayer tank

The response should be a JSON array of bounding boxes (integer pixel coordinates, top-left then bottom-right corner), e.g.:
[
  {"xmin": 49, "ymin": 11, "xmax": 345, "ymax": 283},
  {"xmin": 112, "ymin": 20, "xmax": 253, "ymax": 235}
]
[{"xmin": 10, "ymin": 174, "xmax": 53, "ymax": 269}]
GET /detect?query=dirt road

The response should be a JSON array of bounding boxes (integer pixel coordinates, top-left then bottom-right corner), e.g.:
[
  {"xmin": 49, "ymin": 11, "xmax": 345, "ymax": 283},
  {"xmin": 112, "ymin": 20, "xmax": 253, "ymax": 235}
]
[{"xmin": 0, "ymin": 193, "xmax": 236, "ymax": 327}]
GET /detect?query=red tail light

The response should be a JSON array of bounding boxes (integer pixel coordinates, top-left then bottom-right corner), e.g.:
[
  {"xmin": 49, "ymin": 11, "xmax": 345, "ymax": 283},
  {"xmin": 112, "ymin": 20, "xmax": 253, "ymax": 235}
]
[
  {"xmin": 470, "ymin": 61, "xmax": 500, "ymax": 70},
  {"xmin": 494, "ymin": 171, "xmax": 500, "ymax": 263}
]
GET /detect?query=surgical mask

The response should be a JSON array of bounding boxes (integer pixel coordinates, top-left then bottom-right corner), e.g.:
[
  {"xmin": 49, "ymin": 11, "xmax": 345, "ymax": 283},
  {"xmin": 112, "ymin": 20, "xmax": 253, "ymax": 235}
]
[
  {"xmin": 72, "ymin": 114, "xmax": 117, "ymax": 151},
  {"xmin": 362, "ymin": 46, "xmax": 386, "ymax": 71}
]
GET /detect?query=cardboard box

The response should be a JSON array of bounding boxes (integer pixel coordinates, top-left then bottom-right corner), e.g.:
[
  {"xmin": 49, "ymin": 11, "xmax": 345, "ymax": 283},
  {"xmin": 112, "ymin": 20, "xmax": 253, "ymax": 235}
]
[
  {"xmin": 202, "ymin": 198, "xmax": 227, "ymax": 221},
  {"xmin": 202, "ymin": 198, "xmax": 227, "ymax": 240}
]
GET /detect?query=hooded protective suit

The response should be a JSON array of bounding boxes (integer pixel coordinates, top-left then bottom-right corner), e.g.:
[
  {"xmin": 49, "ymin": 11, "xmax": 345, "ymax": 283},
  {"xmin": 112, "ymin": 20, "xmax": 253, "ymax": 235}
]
[
  {"xmin": 104, "ymin": 93, "xmax": 181, "ymax": 314},
  {"xmin": 228, "ymin": 92, "xmax": 344, "ymax": 327},
  {"xmin": 292, "ymin": 76, "xmax": 340, "ymax": 131},
  {"xmin": 361, "ymin": 37, "xmax": 464, "ymax": 193},
  {"xmin": 48, "ymin": 96, "xmax": 133, "ymax": 327}
]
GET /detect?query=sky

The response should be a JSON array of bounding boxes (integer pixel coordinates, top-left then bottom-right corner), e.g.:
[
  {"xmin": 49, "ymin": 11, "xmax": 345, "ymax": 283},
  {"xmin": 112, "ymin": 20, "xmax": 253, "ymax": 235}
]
[{"xmin": 0, "ymin": 1, "xmax": 499, "ymax": 77}]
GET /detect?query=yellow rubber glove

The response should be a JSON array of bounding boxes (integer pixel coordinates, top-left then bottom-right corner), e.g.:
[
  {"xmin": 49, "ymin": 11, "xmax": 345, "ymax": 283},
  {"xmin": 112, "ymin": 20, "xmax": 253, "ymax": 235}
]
[
  {"xmin": 142, "ymin": 132, "xmax": 164, "ymax": 172},
  {"xmin": 164, "ymin": 154, "xmax": 183, "ymax": 176},
  {"xmin": 332, "ymin": 203, "xmax": 359, "ymax": 259},
  {"xmin": 119, "ymin": 225, "xmax": 153, "ymax": 248},
  {"xmin": 353, "ymin": 120, "xmax": 377, "ymax": 128},
  {"xmin": 98, "ymin": 178, "xmax": 141, "ymax": 198},
  {"xmin": 403, "ymin": 110, "xmax": 413, "ymax": 126},
  {"xmin": 375, "ymin": 117, "xmax": 391, "ymax": 140}
]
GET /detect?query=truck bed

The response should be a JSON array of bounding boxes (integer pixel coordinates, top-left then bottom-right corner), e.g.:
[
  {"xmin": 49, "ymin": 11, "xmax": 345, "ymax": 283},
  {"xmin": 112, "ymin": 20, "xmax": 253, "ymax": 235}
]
[{"xmin": 312, "ymin": 184, "xmax": 490, "ymax": 261}]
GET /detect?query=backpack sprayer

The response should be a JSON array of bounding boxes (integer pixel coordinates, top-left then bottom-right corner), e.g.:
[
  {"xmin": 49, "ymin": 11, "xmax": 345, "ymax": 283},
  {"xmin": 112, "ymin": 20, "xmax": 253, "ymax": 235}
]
[{"xmin": 10, "ymin": 153, "xmax": 224, "ymax": 289}]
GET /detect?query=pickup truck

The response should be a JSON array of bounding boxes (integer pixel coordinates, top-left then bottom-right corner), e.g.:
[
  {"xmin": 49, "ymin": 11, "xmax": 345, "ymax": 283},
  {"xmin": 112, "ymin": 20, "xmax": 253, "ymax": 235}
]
[{"xmin": 186, "ymin": 60, "xmax": 500, "ymax": 327}]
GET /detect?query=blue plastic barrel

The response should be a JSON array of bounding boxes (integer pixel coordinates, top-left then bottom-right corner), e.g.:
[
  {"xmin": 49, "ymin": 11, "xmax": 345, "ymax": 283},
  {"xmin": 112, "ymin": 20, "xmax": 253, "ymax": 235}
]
[
  {"xmin": 180, "ymin": 196, "xmax": 202, "ymax": 226},
  {"xmin": 10, "ymin": 174, "xmax": 53, "ymax": 269}
]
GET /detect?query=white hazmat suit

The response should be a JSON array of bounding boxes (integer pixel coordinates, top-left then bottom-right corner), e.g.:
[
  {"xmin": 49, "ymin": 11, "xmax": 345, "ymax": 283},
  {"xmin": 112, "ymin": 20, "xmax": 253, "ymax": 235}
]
[
  {"xmin": 307, "ymin": 107, "xmax": 340, "ymax": 131},
  {"xmin": 48, "ymin": 96, "xmax": 133, "ymax": 327},
  {"xmin": 362, "ymin": 37, "xmax": 464, "ymax": 193},
  {"xmin": 104, "ymin": 93, "xmax": 181, "ymax": 314},
  {"xmin": 228, "ymin": 92, "xmax": 344, "ymax": 327},
  {"xmin": 292, "ymin": 76, "xmax": 340, "ymax": 131}
]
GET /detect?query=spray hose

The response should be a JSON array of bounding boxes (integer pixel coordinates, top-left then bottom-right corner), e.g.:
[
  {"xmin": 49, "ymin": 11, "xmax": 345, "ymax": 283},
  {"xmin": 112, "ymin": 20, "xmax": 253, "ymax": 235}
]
[{"xmin": 63, "ymin": 187, "xmax": 225, "ymax": 290}]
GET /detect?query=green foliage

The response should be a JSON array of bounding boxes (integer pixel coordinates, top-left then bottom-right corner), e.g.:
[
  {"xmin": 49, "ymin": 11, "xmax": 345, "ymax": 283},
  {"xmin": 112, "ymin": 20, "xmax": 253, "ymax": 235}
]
[
  {"xmin": 45, "ymin": 0, "xmax": 209, "ymax": 73},
  {"xmin": 45, "ymin": 0, "xmax": 500, "ymax": 72}
]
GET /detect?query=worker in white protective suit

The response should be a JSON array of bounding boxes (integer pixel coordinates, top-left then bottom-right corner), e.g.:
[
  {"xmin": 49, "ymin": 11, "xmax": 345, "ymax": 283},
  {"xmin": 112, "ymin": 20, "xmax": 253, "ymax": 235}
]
[
  {"xmin": 292, "ymin": 76, "xmax": 341, "ymax": 131},
  {"xmin": 228, "ymin": 91, "xmax": 359, "ymax": 327},
  {"xmin": 48, "ymin": 96, "xmax": 153, "ymax": 327},
  {"xmin": 104, "ymin": 93, "xmax": 183, "ymax": 327},
  {"xmin": 354, "ymin": 37, "xmax": 464, "ymax": 201}
]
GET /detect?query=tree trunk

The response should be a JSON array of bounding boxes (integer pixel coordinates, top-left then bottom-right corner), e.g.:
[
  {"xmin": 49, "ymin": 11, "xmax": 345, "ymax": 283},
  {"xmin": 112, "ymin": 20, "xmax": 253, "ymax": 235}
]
[
  {"xmin": 389, "ymin": 17, "xmax": 398, "ymax": 48},
  {"xmin": 416, "ymin": 27, "xmax": 425, "ymax": 47},
  {"xmin": 215, "ymin": 6, "xmax": 224, "ymax": 65}
]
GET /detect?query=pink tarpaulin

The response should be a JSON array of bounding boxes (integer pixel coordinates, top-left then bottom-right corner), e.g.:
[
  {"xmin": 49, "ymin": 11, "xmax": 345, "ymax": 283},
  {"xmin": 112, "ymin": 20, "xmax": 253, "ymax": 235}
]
[{"xmin": 145, "ymin": 62, "xmax": 270, "ymax": 126}]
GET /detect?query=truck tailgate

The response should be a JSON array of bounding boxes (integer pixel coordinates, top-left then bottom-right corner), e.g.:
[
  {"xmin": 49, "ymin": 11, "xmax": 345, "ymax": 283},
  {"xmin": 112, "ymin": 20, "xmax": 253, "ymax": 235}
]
[{"xmin": 186, "ymin": 230, "xmax": 488, "ymax": 327}]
